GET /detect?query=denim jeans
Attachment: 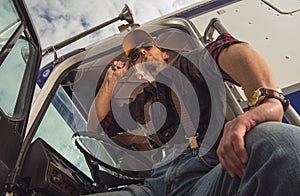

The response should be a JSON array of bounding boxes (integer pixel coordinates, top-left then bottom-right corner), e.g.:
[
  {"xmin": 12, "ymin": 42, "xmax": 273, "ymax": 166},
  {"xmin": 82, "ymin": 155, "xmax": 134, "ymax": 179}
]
[{"xmin": 89, "ymin": 122, "xmax": 300, "ymax": 196}]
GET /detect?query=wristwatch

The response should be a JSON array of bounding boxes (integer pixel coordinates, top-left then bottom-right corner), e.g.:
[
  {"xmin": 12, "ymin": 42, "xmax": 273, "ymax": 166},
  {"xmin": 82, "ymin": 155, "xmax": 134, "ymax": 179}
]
[{"xmin": 248, "ymin": 88, "xmax": 290, "ymax": 111}]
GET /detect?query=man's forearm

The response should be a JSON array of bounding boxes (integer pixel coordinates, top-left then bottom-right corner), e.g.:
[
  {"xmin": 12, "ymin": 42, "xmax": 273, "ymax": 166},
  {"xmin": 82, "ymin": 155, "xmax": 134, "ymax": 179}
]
[
  {"xmin": 94, "ymin": 80, "xmax": 116, "ymax": 122},
  {"xmin": 93, "ymin": 61, "xmax": 130, "ymax": 122},
  {"xmin": 218, "ymin": 42, "xmax": 284, "ymax": 122}
]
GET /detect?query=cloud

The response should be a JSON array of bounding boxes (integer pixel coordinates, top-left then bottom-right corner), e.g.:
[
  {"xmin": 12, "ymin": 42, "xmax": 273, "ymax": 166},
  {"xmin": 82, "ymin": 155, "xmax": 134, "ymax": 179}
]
[{"xmin": 25, "ymin": 0, "xmax": 201, "ymax": 53}]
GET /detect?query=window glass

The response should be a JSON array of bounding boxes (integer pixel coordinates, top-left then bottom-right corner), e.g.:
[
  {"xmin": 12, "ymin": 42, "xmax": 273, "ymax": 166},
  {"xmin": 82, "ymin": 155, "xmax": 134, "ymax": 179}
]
[
  {"xmin": 0, "ymin": 0, "xmax": 20, "ymax": 53},
  {"xmin": 34, "ymin": 85, "xmax": 91, "ymax": 178},
  {"xmin": 0, "ymin": 39, "xmax": 29, "ymax": 117}
]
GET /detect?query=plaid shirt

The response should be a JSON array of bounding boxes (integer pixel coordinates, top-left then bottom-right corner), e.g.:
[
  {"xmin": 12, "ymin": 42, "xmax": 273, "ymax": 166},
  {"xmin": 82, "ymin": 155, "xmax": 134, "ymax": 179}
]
[{"xmin": 100, "ymin": 33, "xmax": 243, "ymax": 141}]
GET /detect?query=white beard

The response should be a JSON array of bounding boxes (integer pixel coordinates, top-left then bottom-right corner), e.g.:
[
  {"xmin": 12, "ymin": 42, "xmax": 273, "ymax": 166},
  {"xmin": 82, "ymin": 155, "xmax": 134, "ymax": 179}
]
[{"xmin": 134, "ymin": 61, "xmax": 167, "ymax": 82}]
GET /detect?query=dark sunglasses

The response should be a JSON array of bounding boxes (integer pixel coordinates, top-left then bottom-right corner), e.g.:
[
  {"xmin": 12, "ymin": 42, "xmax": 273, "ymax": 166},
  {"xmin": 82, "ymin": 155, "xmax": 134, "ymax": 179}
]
[{"xmin": 129, "ymin": 42, "xmax": 154, "ymax": 64}]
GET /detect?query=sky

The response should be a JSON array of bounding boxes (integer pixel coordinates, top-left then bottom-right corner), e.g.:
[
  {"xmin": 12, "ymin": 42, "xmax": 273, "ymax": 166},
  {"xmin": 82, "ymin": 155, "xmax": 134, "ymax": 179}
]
[{"xmin": 25, "ymin": 0, "xmax": 202, "ymax": 65}]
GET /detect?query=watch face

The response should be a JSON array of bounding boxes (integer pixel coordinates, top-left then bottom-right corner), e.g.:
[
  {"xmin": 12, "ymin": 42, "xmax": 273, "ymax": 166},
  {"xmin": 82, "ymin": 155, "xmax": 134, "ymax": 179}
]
[{"xmin": 248, "ymin": 88, "xmax": 262, "ymax": 107}]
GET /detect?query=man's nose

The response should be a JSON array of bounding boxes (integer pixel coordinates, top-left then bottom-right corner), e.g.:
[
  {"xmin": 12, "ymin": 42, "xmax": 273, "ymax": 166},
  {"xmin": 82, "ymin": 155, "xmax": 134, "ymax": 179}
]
[{"xmin": 139, "ymin": 48, "xmax": 148, "ymax": 55}]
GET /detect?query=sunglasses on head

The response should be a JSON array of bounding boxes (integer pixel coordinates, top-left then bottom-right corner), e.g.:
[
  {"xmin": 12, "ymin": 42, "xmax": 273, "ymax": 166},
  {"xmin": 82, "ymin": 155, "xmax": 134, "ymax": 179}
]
[{"xmin": 128, "ymin": 42, "xmax": 154, "ymax": 64}]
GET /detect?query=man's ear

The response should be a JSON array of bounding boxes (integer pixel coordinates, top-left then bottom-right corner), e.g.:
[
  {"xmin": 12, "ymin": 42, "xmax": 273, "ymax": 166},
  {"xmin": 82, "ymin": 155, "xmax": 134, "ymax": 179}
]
[{"xmin": 162, "ymin": 52, "xmax": 169, "ymax": 60}]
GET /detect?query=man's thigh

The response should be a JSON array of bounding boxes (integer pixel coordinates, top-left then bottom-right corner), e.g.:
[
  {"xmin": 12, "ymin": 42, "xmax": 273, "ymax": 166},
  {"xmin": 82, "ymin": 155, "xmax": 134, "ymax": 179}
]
[
  {"xmin": 190, "ymin": 164, "xmax": 240, "ymax": 196},
  {"xmin": 191, "ymin": 122, "xmax": 300, "ymax": 196}
]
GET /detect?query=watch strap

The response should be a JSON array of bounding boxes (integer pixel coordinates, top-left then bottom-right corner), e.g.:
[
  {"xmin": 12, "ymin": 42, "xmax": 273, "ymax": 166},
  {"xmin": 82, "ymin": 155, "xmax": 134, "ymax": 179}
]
[{"xmin": 248, "ymin": 88, "xmax": 290, "ymax": 111}]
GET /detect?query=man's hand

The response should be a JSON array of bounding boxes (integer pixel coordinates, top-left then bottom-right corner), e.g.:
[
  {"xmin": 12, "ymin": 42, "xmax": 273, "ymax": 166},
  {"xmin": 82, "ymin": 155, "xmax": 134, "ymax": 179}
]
[
  {"xmin": 217, "ymin": 114, "xmax": 255, "ymax": 178},
  {"xmin": 105, "ymin": 60, "xmax": 130, "ymax": 87},
  {"xmin": 217, "ymin": 97, "xmax": 284, "ymax": 179}
]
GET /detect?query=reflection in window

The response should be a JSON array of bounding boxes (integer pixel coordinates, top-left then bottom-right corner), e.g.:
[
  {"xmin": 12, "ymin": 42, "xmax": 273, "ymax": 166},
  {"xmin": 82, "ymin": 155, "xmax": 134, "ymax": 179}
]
[
  {"xmin": 0, "ymin": 39, "xmax": 28, "ymax": 117},
  {"xmin": 34, "ymin": 85, "xmax": 91, "ymax": 178},
  {"xmin": 0, "ymin": 0, "xmax": 20, "ymax": 52}
]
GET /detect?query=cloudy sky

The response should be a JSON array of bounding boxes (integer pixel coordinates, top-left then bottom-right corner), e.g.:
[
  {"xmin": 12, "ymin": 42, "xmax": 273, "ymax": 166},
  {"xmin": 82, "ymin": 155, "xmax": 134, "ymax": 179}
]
[{"xmin": 25, "ymin": 0, "xmax": 202, "ymax": 64}]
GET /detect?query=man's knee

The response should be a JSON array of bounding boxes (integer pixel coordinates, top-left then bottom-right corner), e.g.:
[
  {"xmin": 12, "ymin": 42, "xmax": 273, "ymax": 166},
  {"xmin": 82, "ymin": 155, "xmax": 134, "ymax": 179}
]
[{"xmin": 245, "ymin": 122, "xmax": 300, "ymax": 158}]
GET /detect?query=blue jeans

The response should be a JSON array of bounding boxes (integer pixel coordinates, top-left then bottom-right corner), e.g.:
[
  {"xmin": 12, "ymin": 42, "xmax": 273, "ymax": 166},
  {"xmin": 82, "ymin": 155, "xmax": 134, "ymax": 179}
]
[{"xmin": 90, "ymin": 122, "xmax": 300, "ymax": 196}]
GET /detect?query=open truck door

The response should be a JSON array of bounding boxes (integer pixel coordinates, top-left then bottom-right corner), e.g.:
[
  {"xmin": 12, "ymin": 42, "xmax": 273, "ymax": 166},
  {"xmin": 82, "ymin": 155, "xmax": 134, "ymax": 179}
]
[
  {"xmin": 0, "ymin": 1, "xmax": 98, "ymax": 194},
  {"xmin": 0, "ymin": 0, "xmax": 41, "ymax": 193}
]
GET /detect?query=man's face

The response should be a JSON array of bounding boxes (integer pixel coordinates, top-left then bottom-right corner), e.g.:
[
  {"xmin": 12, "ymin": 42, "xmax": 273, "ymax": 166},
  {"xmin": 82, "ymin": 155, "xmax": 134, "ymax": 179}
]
[
  {"xmin": 128, "ymin": 42, "xmax": 169, "ymax": 81},
  {"xmin": 128, "ymin": 42, "xmax": 165, "ymax": 65}
]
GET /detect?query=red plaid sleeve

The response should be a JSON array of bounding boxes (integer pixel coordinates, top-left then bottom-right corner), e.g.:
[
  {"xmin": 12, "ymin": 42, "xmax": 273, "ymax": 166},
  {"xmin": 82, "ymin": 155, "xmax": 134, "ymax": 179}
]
[
  {"xmin": 99, "ymin": 110, "xmax": 122, "ymax": 137},
  {"xmin": 205, "ymin": 32, "xmax": 244, "ymax": 85},
  {"xmin": 100, "ymin": 109, "xmax": 145, "ymax": 137},
  {"xmin": 100, "ymin": 101, "xmax": 145, "ymax": 137}
]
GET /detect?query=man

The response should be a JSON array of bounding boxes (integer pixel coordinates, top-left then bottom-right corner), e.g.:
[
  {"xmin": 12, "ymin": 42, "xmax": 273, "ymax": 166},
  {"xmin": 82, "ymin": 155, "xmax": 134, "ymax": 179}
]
[{"xmin": 87, "ymin": 28, "xmax": 300, "ymax": 195}]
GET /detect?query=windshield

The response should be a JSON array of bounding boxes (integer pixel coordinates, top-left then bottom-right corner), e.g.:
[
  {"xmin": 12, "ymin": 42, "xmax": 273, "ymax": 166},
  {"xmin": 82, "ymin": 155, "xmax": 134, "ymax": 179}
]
[
  {"xmin": 32, "ymin": 22, "xmax": 205, "ymax": 179},
  {"xmin": 33, "ymin": 84, "xmax": 91, "ymax": 178}
]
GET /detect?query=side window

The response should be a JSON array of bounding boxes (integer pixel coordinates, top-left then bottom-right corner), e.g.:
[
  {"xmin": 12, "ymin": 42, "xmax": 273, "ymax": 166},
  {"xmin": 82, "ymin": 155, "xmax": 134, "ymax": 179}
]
[
  {"xmin": 0, "ymin": 0, "xmax": 40, "ymax": 120},
  {"xmin": 0, "ymin": 0, "xmax": 27, "ymax": 117},
  {"xmin": 0, "ymin": 0, "xmax": 20, "ymax": 53},
  {"xmin": 0, "ymin": 39, "xmax": 30, "ymax": 117}
]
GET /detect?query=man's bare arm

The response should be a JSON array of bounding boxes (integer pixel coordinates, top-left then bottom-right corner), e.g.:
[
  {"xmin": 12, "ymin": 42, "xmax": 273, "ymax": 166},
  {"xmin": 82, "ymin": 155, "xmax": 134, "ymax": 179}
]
[
  {"xmin": 217, "ymin": 43, "xmax": 284, "ymax": 178},
  {"xmin": 87, "ymin": 61, "xmax": 129, "ymax": 131}
]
